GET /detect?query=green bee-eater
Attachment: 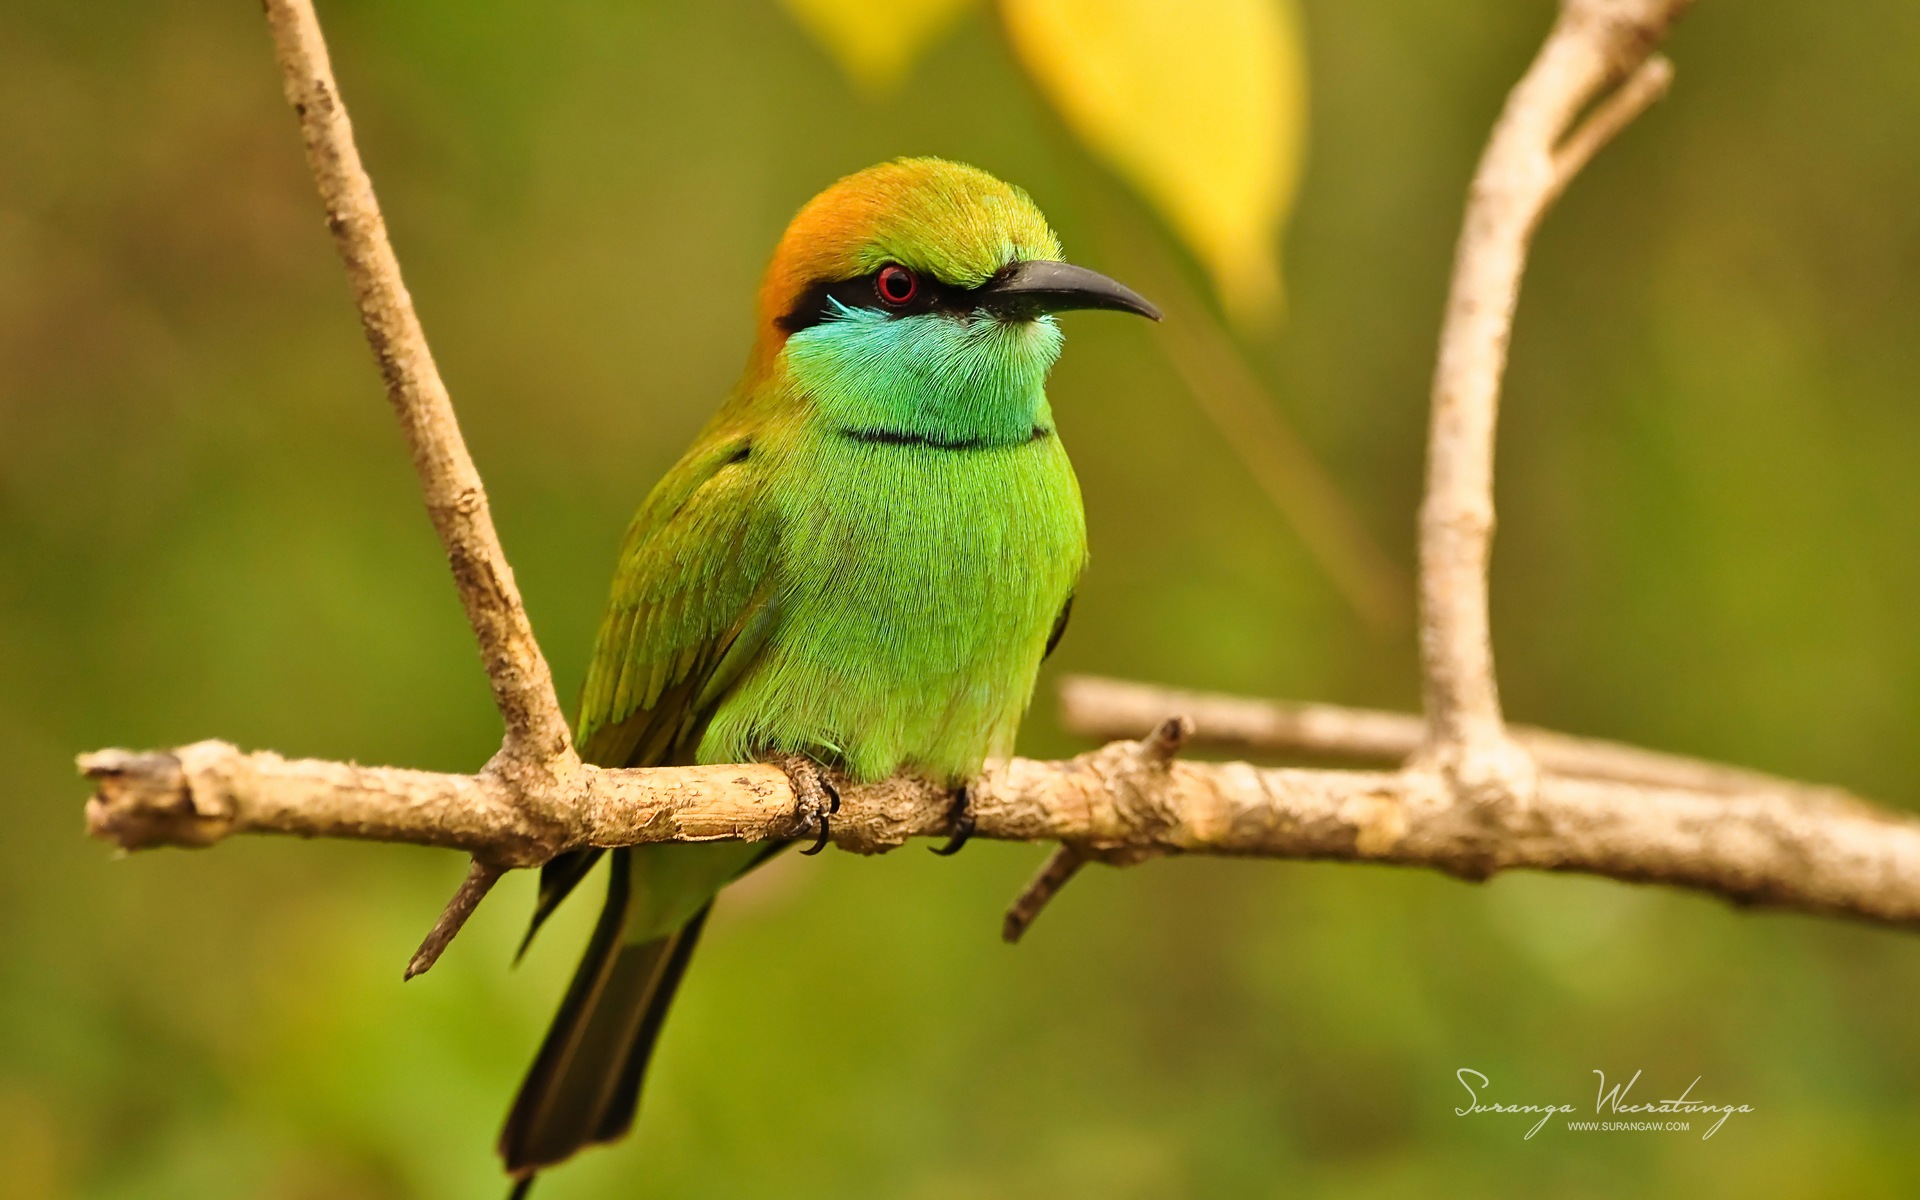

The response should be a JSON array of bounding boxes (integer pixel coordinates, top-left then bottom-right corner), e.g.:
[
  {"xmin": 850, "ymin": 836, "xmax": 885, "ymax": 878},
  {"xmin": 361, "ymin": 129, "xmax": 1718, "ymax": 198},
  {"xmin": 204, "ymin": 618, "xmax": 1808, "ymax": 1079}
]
[{"xmin": 499, "ymin": 158, "xmax": 1159, "ymax": 1190}]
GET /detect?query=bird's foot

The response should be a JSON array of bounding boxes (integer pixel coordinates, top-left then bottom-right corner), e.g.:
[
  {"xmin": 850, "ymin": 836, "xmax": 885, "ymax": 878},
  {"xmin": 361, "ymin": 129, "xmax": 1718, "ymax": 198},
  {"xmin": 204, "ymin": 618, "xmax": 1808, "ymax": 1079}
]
[
  {"xmin": 775, "ymin": 756, "xmax": 840, "ymax": 855},
  {"xmin": 930, "ymin": 785, "xmax": 974, "ymax": 856}
]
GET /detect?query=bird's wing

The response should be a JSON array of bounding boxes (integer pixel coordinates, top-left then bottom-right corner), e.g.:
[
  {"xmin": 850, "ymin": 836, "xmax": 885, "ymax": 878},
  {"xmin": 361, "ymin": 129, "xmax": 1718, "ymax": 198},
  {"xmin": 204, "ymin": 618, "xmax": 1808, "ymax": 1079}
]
[
  {"xmin": 577, "ymin": 427, "xmax": 778, "ymax": 767},
  {"xmin": 1044, "ymin": 593, "xmax": 1073, "ymax": 661},
  {"xmin": 502, "ymin": 417, "xmax": 789, "ymax": 1174},
  {"xmin": 520, "ymin": 420, "xmax": 780, "ymax": 953}
]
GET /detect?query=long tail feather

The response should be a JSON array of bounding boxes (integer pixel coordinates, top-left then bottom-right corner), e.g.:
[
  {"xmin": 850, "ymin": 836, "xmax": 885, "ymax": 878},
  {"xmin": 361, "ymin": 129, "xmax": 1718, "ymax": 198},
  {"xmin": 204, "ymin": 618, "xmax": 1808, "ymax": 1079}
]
[{"xmin": 499, "ymin": 849, "xmax": 713, "ymax": 1176}]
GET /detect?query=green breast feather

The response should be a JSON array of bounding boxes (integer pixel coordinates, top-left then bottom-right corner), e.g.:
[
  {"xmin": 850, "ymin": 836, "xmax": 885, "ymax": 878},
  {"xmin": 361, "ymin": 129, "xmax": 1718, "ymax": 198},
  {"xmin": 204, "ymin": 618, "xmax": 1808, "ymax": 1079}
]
[{"xmin": 577, "ymin": 381, "xmax": 1085, "ymax": 787}]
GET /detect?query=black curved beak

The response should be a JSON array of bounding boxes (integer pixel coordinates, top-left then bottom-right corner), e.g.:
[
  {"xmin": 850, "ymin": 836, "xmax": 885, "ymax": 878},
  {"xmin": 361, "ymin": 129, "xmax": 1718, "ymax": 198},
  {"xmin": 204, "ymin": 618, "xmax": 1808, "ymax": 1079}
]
[{"xmin": 976, "ymin": 259, "xmax": 1162, "ymax": 322}]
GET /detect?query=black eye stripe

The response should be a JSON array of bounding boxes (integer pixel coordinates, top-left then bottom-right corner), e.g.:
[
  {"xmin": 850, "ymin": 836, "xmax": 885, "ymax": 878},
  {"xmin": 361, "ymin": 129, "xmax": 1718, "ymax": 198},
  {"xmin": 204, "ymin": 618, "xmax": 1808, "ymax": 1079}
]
[{"xmin": 779, "ymin": 266, "xmax": 981, "ymax": 333}]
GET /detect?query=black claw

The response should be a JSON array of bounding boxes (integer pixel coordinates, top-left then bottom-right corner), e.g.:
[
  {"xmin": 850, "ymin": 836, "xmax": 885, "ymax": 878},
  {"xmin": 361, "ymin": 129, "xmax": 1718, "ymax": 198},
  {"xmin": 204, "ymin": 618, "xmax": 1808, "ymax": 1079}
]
[
  {"xmin": 782, "ymin": 758, "xmax": 837, "ymax": 856},
  {"xmin": 931, "ymin": 786, "xmax": 974, "ymax": 856},
  {"xmin": 801, "ymin": 809, "xmax": 831, "ymax": 856}
]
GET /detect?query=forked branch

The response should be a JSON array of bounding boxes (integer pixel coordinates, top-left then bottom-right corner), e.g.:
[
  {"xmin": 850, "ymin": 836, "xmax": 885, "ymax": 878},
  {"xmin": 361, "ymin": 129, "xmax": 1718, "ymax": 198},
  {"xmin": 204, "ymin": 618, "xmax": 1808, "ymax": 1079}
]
[{"xmin": 1416, "ymin": 0, "xmax": 1695, "ymax": 803}]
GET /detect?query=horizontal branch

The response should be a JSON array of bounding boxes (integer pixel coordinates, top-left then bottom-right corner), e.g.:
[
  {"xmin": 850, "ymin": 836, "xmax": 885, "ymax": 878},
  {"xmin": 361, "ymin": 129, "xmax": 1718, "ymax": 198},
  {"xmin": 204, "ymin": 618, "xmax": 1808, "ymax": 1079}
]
[
  {"xmin": 80, "ymin": 732, "xmax": 1920, "ymax": 931},
  {"xmin": 1058, "ymin": 675, "xmax": 1822, "ymax": 796}
]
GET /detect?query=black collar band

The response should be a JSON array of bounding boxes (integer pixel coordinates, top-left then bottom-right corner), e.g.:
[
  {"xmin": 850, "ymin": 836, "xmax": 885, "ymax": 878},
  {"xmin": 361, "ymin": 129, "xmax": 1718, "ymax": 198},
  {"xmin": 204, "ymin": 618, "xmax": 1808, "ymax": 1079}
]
[{"xmin": 840, "ymin": 425, "xmax": 1052, "ymax": 451}]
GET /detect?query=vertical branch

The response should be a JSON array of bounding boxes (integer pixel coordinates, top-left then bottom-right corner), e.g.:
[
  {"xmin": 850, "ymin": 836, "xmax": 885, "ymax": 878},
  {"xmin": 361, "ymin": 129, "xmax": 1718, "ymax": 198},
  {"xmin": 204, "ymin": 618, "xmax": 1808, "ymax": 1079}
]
[
  {"xmin": 1415, "ymin": 0, "xmax": 1693, "ymax": 790},
  {"xmin": 263, "ymin": 0, "xmax": 584, "ymax": 972},
  {"xmin": 262, "ymin": 0, "xmax": 575, "ymax": 772}
]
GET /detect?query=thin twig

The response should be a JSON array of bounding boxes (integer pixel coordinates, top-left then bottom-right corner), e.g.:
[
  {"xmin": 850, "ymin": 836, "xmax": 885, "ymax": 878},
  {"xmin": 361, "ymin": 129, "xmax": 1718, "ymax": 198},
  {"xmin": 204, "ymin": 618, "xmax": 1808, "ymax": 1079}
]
[
  {"xmin": 405, "ymin": 859, "xmax": 506, "ymax": 980},
  {"xmin": 1549, "ymin": 54, "xmax": 1675, "ymax": 202},
  {"xmin": 1002, "ymin": 846, "xmax": 1089, "ymax": 944}
]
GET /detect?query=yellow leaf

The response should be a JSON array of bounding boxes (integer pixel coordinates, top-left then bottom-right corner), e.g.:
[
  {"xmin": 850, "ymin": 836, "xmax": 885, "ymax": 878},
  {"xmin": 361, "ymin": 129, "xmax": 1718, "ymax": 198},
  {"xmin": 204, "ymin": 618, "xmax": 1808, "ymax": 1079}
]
[
  {"xmin": 1001, "ymin": 0, "xmax": 1307, "ymax": 326},
  {"xmin": 780, "ymin": 0, "xmax": 981, "ymax": 93}
]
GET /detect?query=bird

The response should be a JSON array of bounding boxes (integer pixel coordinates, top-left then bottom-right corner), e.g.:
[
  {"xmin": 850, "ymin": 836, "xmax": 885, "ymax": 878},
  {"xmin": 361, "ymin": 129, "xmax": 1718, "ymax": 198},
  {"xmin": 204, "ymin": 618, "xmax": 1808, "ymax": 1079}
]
[{"xmin": 498, "ymin": 157, "xmax": 1160, "ymax": 1193}]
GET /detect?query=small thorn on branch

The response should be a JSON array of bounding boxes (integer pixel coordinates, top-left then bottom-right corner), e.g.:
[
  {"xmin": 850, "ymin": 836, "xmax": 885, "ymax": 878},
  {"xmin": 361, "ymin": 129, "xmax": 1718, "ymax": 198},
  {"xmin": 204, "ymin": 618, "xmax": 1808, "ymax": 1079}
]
[
  {"xmin": 1140, "ymin": 714, "xmax": 1193, "ymax": 764},
  {"xmin": 1002, "ymin": 845, "xmax": 1089, "ymax": 944},
  {"xmin": 405, "ymin": 857, "xmax": 505, "ymax": 980}
]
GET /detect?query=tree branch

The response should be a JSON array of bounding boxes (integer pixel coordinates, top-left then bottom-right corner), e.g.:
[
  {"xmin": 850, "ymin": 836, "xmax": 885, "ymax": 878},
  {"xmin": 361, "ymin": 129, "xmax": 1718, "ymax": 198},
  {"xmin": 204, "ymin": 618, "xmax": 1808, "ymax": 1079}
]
[
  {"xmin": 1002, "ymin": 846, "xmax": 1088, "ymax": 944},
  {"xmin": 79, "ymin": 733, "xmax": 1920, "ymax": 930},
  {"xmin": 1058, "ymin": 675, "xmax": 1824, "ymax": 797},
  {"xmin": 256, "ymin": 0, "xmax": 589, "ymax": 962},
  {"xmin": 1549, "ymin": 53, "xmax": 1675, "ymax": 203},
  {"xmin": 263, "ymin": 0, "xmax": 574, "ymax": 776},
  {"xmin": 78, "ymin": 0, "xmax": 1919, "ymax": 969},
  {"xmin": 1416, "ymin": 0, "xmax": 1693, "ymax": 802},
  {"xmin": 406, "ymin": 859, "xmax": 506, "ymax": 980}
]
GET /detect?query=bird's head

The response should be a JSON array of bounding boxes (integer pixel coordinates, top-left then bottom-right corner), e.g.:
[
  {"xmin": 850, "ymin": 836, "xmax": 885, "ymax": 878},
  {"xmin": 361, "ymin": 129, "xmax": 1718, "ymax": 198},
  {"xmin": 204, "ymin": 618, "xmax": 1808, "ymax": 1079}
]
[{"xmin": 752, "ymin": 158, "xmax": 1159, "ymax": 446}]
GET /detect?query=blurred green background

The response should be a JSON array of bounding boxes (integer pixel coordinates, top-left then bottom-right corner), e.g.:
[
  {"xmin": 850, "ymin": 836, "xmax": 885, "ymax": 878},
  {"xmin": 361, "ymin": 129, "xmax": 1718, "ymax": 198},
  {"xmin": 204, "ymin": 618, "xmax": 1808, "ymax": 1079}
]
[{"xmin": 5, "ymin": 1, "xmax": 1920, "ymax": 1196}]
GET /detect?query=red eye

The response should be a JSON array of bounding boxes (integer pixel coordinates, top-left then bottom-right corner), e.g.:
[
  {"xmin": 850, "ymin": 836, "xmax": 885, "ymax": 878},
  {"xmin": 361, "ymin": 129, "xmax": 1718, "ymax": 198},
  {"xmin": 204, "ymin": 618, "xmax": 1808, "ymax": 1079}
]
[{"xmin": 876, "ymin": 264, "xmax": 919, "ymax": 307}]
